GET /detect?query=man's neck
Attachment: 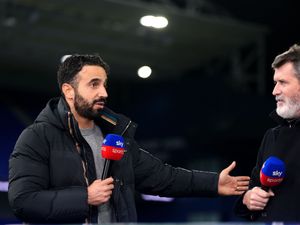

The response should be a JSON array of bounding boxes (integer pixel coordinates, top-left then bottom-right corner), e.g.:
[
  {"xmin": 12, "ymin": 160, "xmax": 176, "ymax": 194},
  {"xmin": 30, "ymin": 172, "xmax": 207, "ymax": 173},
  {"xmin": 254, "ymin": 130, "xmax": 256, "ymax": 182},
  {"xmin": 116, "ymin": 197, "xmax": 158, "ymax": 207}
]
[{"xmin": 76, "ymin": 115, "xmax": 95, "ymax": 129}]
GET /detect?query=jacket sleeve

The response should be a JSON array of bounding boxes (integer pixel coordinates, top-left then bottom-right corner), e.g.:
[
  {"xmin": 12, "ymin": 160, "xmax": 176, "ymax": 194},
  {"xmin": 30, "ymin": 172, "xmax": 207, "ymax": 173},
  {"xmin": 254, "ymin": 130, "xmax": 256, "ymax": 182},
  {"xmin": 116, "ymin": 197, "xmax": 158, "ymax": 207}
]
[
  {"xmin": 8, "ymin": 125, "xmax": 89, "ymax": 223},
  {"xmin": 131, "ymin": 141, "xmax": 219, "ymax": 197},
  {"xmin": 234, "ymin": 129, "xmax": 273, "ymax": 220}
]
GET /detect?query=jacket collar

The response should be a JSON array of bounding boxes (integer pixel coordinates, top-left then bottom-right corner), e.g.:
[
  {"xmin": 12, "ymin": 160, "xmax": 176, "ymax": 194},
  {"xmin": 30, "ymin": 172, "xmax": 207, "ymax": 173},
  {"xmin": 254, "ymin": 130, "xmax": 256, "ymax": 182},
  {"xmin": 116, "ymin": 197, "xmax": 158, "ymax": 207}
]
[
  {"xmin": 57, "ymin": 97, "xmax": 137, "ymax": 138},
  {"xmin": 269, "ymin": 110, "xmax": 300, "ymax": 127}
]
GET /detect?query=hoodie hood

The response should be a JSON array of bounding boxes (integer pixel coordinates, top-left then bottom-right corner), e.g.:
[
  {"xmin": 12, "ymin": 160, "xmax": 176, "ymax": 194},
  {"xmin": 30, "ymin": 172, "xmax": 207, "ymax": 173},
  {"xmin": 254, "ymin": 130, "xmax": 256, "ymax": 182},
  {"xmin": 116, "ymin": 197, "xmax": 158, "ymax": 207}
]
[{"xmin": 35, "ymin": 97, "xmax": 67, "ymax": 130}]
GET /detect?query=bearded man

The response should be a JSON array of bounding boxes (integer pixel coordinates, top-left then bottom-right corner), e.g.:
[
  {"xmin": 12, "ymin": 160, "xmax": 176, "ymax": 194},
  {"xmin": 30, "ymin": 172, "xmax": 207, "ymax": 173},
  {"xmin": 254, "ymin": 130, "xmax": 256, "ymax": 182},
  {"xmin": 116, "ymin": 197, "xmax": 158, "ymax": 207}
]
[
  {"xmin": 8, "ymin": 54, "xmax": 250, "ymax": 223},
  {"xmin": 235, "ymin": 44, "xmax": 300, "ymax": 221}
]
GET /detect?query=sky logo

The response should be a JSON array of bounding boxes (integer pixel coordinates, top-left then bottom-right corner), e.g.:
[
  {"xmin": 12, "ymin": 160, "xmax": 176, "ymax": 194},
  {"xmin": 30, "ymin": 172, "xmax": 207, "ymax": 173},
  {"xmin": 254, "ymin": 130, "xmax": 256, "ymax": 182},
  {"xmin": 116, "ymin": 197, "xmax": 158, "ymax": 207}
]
[
  {"xmin": 116, "ymin": 140, "xmax": 124, "ymax": 148},
  {"xmin": 272, "ymin": 170, "xmax": 282, "ymax": 177}
]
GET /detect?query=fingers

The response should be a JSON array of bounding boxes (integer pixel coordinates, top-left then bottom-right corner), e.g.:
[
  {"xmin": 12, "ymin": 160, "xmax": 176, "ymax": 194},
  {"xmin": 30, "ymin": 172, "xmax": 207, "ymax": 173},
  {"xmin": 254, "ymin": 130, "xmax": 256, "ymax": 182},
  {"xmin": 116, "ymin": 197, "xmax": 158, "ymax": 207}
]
[
  {"xmin": 223, "ymin": 161, "xmax": 236, "ymax": 174},
  {"xmin": 248, "ymin": 196, "xmax": 269, "ymax": 210},
  {"xmin": 88, "ymin": 178, "xmax": 115, "ymax": 206},
  {"xmin": 243, "ymin": 187, "xmax": 274, "ymax": 211},
  {"xmin": 237, "ymin": 178, "xmax": 250, "ymax": 187},
  {"xmin": 101, "ymin": 177, "xmax": 114, "ymax": 184},
  {"xmin": 236, "ymin": 177, "xmax": 250, "ymax": 186},
  {"xmin": 232, "ymin": 186, "xmax": 249, "ymax": 195},
  {"xmin": 218, "ymin": 162, "xmax": 251, "ymax": 196},
  {"xmin": 235, "ymin": 190, "xmax": 248, "ymax": 195},
  {"xmin": 236, "ymin": 185, "xmax": 248, "ymax": 192},
  {"xmin": 268, "ymin": 189, "xmax": 275, "ymax": 196},
  {"xmin": 248, "ymin": 201, "xmax": 267, "ymax": 211},
  {"xmin": 234, "ymin": 176, "xmax": 250, "ymax": 193},
  {"xmin": 238, "ymin": 180, "xmax": 250, "ymax": 186},
  {"xmin": 237, "ymin": 176, "xmax": 251, "ymax": 181},
  {"xmin": 253, "ymin": 187, "xmax": 274, "ymax": 198},
  {"xmin": 101, "ymin": 178, "xmax": 114, "ymax": 192}
]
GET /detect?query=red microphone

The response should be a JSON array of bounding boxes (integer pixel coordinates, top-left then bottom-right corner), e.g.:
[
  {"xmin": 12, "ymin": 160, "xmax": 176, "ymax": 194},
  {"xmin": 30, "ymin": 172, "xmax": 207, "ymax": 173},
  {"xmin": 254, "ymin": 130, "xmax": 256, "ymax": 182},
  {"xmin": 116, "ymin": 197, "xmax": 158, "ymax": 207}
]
[
  {"xmin": 260, "ymin": 156, "xmax": 285, "ymax": 189},
  {"xmin": 101, "ymin": 134, "xmax": 125, "ymax": 179},
  {"xmin": 255, "ymin": 156, "xmax": 286, "ymax": 218}
]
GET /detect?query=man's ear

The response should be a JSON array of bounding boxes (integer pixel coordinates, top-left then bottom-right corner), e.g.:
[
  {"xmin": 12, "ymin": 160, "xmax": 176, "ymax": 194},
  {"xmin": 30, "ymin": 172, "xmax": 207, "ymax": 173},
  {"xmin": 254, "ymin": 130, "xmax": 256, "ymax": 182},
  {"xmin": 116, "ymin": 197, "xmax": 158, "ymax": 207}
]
[{"xmin": 62, "ymin": 83, "xmax": 74, "ymax": 100}]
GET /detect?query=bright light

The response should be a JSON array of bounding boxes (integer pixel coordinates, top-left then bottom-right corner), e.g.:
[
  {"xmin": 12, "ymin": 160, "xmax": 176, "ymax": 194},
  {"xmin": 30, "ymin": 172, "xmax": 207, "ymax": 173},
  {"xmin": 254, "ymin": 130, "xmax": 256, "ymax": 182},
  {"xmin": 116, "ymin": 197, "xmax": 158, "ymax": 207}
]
[
  {"xmin": 140, "ymin": 15, "xmax": 168, "ymax": 29},
  {"xmin": 140, "ymin": 15, "xmax": 155, "ymax": 27},
  {"xmin": 0, "ymin": 181, "xmax": 8, "ymax": 192},
  {"xmin": 152, "ymin": 16, "xmax": 168, "ymax": 29},
  {"xmin": 141, "ymin": 194, "xmax": 174, "ymax": 202},
  {"xmin": 137, "ymin": 66, "xmax": 152, "ymax": 79}
]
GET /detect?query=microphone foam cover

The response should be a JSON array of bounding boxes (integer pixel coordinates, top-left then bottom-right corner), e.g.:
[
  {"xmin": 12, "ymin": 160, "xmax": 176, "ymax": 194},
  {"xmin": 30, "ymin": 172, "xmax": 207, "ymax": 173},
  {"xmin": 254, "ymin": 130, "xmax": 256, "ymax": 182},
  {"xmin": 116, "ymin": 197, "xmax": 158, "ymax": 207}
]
[
  {"xmin": 101, "ymin": 134, "xmax": 125, "ymax": 161},
  {"xmin": 260, "ymin": 156, "xmax": 285, "ymax": 187}
]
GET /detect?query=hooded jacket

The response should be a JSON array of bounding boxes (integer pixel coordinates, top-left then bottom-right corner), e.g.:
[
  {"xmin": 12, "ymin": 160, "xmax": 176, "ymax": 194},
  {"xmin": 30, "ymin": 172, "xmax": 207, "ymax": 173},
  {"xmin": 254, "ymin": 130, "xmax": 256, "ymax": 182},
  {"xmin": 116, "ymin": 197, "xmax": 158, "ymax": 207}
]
[
  {"xmin": 234, "ymin": 111, "xmax": 300, "ymax": 221},
  {"xmin": 9, "ymin": 97, "xmax": 219, "ymax": 223}
]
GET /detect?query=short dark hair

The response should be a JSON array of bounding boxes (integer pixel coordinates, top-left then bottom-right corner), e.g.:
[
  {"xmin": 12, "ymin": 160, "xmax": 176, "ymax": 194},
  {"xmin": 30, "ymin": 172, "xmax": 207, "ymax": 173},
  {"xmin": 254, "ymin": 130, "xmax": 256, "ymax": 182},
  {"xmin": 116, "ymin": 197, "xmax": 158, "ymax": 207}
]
[
  {"xmin": 272, "ymin": 44, "xmax": 300, "ymax": 80},
  {"xmin": 57, "ymin": 54, "xmax": 110, "ymax": 91}
]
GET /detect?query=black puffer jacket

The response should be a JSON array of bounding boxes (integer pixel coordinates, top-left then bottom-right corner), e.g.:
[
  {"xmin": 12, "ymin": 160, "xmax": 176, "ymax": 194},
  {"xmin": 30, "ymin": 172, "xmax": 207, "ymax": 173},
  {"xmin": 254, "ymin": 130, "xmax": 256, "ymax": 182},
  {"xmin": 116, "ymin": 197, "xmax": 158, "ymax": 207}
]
[{"xmin": 9, "ymin": 97, "xmax": 219, "ymax": 223}]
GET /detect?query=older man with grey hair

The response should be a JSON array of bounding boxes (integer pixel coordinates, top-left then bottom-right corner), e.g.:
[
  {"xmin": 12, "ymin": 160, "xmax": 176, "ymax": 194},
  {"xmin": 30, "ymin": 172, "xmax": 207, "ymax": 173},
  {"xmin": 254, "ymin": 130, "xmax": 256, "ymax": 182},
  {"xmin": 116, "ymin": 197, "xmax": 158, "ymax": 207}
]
[{"xmin": 235, "ymin": 44, "xmax": 300, "ymax": 221}]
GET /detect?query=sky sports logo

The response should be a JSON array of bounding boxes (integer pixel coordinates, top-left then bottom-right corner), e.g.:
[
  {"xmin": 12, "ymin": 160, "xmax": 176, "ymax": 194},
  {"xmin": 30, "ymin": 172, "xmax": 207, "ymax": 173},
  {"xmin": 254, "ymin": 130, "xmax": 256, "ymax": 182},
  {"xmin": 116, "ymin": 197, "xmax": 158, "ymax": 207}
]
[
  {"xmin": 267, "ymin": 177, "xmax": 283, "ymax": 183},
  {"xmin": 116, "ymin": 140, "xmax": 124, "ymax": 148},
  {"xmin": 103, "ymin": 135, "xmax": 124, "ymax": 148},
  {"xmin": 272, "ymin": 170, "xmax": 283, "ymax": 177},
  {"xmin": 112, "ymin": 148, "xmax": 124, "ymax": 154}
]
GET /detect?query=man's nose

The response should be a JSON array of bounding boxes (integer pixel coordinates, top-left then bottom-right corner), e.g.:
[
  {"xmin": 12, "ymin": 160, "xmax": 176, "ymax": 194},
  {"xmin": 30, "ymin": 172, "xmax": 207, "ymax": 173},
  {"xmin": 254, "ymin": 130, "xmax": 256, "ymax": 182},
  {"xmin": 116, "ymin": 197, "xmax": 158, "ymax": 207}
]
[
  {"xmin": 99, "ymin": 86, "xmax": 108, "ymax": 98},
  {"xmin": 272, "ymin": 83, "xmax": 280, "ymax": 96}
]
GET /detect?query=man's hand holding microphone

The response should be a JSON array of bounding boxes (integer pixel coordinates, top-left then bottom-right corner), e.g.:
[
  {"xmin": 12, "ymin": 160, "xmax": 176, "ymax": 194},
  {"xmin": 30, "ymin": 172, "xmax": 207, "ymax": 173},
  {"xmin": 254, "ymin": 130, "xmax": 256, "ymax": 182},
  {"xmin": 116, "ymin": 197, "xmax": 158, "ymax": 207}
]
[
  {"xmin": 243, "ymin": 156, "xmax": 285, "ymax": 212},
  {"xmin": 87, "ymin": 134, "xmax": 125, "ymax": 206}
]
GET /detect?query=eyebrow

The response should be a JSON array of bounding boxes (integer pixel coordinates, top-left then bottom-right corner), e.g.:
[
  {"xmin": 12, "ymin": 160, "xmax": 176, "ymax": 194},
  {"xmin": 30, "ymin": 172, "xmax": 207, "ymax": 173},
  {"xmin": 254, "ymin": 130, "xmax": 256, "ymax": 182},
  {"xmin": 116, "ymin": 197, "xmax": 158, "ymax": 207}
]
[
  {"xmin": 88, "ymin": 78, "xmax": 101, "ymax": 83},
  {"xmin": 87, "ymin": 77, "xmax": 107, "ymax": 86}
]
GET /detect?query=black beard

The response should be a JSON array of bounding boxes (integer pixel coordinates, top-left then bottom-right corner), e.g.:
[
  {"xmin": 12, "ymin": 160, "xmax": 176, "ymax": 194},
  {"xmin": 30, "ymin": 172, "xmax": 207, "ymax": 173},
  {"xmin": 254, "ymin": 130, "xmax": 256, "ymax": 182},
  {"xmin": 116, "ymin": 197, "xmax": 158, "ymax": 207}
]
[{"xmin": 74, "ymin": 92, "xmax": 106, "ymax": 120}]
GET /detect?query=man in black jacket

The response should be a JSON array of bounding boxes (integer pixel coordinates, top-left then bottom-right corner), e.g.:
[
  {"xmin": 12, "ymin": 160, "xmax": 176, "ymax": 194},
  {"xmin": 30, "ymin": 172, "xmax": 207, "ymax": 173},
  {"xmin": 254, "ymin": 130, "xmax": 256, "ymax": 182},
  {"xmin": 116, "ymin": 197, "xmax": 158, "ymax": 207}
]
[
  {"xmin": 9, "ymin": 54, "xmax": 250, "ymax": 223},
  {"xmin": 235, "ymin": 44, "xmax": 300, "ymax": 221}
]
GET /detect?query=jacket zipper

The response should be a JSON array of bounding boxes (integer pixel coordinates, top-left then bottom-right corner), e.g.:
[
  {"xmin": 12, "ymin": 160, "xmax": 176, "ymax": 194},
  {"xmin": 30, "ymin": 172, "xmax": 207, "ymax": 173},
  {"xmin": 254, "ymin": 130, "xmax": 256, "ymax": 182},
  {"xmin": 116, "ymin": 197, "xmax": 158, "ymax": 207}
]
[
  {"xmin": 68, "ymin": 112, "xmax": 133, "ymax": 222},
  {"xmin": 121, "ymin": 120, "xmax": 132, "ymax": 135},
  {"xmin": 112, "ymin": 120, "xmax": 131, "ymax": 222},
  {"xmin": 67, "ymin": 112, "xmax": 91, "ymax": 222}
]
